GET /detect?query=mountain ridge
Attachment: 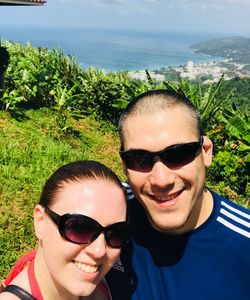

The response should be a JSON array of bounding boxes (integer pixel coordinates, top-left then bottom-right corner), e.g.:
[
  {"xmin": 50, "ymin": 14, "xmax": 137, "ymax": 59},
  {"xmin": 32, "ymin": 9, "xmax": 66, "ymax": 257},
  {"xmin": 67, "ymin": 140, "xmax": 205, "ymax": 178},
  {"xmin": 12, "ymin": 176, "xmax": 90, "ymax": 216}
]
[{"xmin": 190, "ymin": 36, "xmax": 250, "ymax": 64}]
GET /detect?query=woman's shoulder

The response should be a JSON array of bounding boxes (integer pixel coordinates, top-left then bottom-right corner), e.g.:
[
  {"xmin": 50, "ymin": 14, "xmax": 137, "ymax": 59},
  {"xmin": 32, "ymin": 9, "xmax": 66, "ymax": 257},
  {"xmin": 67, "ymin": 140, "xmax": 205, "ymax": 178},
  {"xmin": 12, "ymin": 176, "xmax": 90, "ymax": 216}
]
[
  {"xmin": 0, "ymin": 268, "xmax": 31, "ymax": 300},
  {"xmin": 0, "ymin": 284, "xmax": 34, "ymax": 300},
  {"xmin": 0, "ymin": 291, "xmax": 20, "ymax": 299}
]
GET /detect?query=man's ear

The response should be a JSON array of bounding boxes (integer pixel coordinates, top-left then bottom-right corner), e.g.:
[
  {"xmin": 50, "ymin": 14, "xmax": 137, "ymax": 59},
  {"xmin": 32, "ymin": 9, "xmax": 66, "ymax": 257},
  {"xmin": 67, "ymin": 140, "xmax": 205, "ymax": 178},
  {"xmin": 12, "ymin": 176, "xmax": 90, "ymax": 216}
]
[
  {"xmin": 33, "ymin": 204, "xmax": 46, "ymax": 240},
  {"xmin": 202, "ymin": 136, "xmax": 213, "ymax": 167}
]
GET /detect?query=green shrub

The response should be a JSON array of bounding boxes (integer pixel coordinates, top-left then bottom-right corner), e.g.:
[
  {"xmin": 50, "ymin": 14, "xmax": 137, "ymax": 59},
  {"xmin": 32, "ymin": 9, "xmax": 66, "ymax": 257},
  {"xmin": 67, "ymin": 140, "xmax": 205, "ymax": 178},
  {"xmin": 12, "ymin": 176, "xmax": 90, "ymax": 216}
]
[{"xmin": 207, "ymin": 147, "xmax": 249, "ymax": 206}]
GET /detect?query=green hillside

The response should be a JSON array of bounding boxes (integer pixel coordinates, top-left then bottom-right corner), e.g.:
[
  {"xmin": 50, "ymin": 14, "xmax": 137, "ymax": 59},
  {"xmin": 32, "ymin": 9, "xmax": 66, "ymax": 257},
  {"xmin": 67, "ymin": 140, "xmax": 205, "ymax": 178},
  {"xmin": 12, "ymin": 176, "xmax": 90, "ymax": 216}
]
[
  {"xmin": 190, "ymin": 36, "xmax": 250, "ymax": 64},
  {"xmin": 0, "ymin": 108, "xmax": 124, "ymax": 278}
]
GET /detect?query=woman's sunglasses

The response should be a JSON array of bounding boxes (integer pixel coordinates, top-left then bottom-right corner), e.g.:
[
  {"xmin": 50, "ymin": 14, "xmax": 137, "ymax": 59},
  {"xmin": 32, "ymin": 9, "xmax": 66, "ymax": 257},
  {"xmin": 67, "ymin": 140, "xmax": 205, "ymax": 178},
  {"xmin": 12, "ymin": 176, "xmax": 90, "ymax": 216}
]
[
  {"xmin": 120, "ymin": 136, "xmax": 203, "ymax": 172},
  {"xmin": 45, "ymin": 207, "xmax": 131, "ymax": 248}
]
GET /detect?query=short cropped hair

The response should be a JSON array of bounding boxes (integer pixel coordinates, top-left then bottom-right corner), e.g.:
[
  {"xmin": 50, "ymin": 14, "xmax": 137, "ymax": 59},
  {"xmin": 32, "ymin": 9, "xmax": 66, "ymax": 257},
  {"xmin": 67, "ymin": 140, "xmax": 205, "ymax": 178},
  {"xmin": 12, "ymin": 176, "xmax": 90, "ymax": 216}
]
[
  {"xmin": 118, "ymin": 89, "xmax": 202, "ymax": 149},
  {"xmin": 39, "ymin": 160, "xmax": 124, "ymax": 208}
]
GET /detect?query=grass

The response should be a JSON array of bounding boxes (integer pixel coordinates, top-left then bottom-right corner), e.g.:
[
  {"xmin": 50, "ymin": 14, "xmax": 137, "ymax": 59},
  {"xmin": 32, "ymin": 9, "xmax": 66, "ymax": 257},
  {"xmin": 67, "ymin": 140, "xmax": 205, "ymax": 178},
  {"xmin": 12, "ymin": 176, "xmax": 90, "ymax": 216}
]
[{"xmin": 0, "ymin": 108, "xmax": 123, "ymax": 279}]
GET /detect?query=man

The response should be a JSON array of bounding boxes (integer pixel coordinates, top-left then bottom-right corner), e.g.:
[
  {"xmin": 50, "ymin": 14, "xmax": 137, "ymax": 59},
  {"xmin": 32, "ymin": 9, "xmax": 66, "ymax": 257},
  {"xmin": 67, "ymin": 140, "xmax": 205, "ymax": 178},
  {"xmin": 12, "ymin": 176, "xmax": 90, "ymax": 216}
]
[{"xmin": 106, "ymin": 89, "xmax": 250, "ymax": 300}]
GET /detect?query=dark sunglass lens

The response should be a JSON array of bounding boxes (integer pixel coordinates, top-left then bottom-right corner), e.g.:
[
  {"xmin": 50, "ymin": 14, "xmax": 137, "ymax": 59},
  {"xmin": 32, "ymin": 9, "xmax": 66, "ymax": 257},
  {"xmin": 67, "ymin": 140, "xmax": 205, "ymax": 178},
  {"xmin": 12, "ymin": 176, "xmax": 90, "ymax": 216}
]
[
  {"xmin": 64, "ymin": 217, "xmax": 98, "ymax": 244},
  {"xmin": 163, "ymin": 143, "xmax": 199, "ymax": 168},
  {"xmin": 123, "ymin": 151, "xmax": 153, "ymax": 172},
  {"xmin": 106, "ymin": 223, "xmax": 131, "ymax": 248}
]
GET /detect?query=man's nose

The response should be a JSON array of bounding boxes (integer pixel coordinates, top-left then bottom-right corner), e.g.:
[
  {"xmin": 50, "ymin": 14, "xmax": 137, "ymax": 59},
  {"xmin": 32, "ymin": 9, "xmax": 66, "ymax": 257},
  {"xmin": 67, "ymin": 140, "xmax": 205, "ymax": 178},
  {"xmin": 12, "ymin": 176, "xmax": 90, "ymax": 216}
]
[{"xmin": 149, "ymin": 158, "xmax": 176, "ymax": 188}]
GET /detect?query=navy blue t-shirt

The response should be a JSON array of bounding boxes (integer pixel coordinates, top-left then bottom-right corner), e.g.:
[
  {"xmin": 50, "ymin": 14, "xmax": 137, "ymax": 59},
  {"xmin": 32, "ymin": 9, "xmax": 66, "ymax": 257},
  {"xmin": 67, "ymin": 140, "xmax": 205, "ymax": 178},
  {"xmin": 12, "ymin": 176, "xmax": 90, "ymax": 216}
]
[{"xmin": 106, "ymin": 184, "xmax": 250, "ymax": 300}]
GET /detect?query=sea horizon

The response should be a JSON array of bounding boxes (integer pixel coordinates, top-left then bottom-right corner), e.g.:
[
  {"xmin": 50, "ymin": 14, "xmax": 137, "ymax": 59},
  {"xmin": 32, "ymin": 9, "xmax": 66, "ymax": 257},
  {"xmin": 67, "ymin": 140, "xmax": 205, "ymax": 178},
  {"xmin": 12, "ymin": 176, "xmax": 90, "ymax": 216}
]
[{"xmin": 0, "ymin": 26, "xmax": 233, "ymax": 72}]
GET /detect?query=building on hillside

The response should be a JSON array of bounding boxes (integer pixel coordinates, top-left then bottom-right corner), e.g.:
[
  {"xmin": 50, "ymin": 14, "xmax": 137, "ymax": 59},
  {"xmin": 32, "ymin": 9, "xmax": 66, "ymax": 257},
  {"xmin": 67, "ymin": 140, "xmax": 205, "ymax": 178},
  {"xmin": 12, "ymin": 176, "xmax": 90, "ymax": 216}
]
[
  {"xmin": 0, "ymin": 0, "xmax": 46, "ymax": 5},
  {"xmin": 187, "ymin": 60, "xmax": 194, "ymax": 73}
]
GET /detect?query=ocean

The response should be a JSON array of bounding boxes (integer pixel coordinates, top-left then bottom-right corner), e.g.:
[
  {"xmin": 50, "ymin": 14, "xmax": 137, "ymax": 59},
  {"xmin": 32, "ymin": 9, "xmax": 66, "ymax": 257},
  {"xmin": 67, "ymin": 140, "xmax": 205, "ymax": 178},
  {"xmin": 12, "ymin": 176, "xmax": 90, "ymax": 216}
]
[{"xmin": 0, "ymin": 26, "xmax": 223, "ymax": 71}]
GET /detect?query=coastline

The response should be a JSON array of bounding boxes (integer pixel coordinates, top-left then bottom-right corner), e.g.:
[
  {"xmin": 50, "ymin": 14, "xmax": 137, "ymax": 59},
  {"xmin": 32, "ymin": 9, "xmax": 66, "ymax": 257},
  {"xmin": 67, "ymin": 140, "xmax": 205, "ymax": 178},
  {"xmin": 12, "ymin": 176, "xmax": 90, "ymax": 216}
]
[
  {"xmin": 1, "ymin": 26, "xmax": 250, "ymax": 82},
  {"xmin": 0, "ymin": 26, "xmax": 226, "ymax": 72},
  {"xmin": 128, "ymin": 58, "xmax": 250, "ymax": 84}
]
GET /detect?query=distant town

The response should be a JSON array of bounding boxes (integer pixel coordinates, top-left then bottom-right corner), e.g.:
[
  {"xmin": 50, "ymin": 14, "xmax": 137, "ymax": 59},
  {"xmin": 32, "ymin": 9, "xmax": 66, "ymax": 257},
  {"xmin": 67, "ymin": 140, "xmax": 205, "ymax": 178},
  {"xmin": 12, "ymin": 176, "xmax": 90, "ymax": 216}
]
[
  {"xmin": 128, "ymin": 36, "xmax": 250, "ymax": 84},
  {"xmin": 129, "ymin": 59, "xmax": 250, "ymax": 84}
]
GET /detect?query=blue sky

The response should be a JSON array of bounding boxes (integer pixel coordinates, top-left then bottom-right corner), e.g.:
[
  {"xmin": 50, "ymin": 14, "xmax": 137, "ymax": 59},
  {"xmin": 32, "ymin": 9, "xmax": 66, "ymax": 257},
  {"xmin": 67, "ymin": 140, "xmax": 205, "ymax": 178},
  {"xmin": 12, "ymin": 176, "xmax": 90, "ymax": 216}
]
[{"xmin": 0, "ymin": 0, "xmax": 250, "ymax": 36}]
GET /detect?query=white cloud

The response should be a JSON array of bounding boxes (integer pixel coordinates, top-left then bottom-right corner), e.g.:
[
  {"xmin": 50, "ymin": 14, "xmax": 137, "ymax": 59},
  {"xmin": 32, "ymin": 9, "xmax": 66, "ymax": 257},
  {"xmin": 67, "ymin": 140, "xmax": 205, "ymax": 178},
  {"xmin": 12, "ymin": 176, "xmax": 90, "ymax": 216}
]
[
  {"xmin": 45, "ymin": 0, "xmax": 250, "ymax": 34},
  {"xmin": 0, "ymin": 0, "xmax": 249, "ymax": 35}
]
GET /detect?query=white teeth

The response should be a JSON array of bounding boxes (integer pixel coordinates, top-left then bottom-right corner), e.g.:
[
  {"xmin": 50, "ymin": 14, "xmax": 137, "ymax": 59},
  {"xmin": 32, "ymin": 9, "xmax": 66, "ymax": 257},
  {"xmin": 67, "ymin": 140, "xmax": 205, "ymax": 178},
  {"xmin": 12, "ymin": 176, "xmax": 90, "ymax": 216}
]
[
  {"xmin": 154, "ymin": 192, "xmax": 179, "ymax": 202},
  {"xmin": 74, "ymin": 261, "xmax": 99, "ymax": 273}
]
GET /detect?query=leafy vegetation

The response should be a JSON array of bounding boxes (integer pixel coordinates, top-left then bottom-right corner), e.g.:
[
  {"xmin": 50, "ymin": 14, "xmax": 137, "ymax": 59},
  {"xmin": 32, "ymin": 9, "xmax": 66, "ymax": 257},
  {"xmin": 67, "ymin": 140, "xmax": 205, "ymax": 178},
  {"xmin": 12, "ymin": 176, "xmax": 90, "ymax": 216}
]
[
  {"xmin": 0, "ymin": 41, "xmax": 249, "ymax": 279},
  {"xmin": 1, "ymin": 40, "xmax": 159, "ymax": 124},
  {"xmin": 217, "ymin": 76, "xmax": 250, "ymax": 113}
]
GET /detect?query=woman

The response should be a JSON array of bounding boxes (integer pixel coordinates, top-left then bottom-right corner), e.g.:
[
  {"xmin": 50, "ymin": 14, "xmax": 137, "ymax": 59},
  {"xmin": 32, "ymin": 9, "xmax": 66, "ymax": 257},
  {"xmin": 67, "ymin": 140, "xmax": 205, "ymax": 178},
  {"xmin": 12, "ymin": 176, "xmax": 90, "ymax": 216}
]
[{"xmin": 0, "ymin": 160, "xmax": 131, "ymax": 300}]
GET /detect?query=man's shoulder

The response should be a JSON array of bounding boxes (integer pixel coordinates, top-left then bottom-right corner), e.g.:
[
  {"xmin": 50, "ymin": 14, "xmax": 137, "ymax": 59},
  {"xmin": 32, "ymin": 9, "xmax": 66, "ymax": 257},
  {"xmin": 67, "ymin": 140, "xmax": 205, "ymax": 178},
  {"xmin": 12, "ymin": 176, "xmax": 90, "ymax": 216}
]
[
  {"xmin": 212, "ymin": 190, "xmax": 250, "ymax": 240},
  {"xmin": 122, "ymin": 182, "xmax": 135, "ymax": 200},
  {"xmin": 213, "ymin": 190, "xmax": 249, "ymax": 213}
]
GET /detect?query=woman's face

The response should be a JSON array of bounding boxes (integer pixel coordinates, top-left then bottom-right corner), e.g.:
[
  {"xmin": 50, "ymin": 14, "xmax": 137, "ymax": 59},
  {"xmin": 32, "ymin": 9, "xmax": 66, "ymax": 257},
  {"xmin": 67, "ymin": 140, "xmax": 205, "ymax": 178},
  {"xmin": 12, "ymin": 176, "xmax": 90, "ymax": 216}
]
[{"xmin": 34, "ymin": 179, "xmax": 127, "ymax": 297}]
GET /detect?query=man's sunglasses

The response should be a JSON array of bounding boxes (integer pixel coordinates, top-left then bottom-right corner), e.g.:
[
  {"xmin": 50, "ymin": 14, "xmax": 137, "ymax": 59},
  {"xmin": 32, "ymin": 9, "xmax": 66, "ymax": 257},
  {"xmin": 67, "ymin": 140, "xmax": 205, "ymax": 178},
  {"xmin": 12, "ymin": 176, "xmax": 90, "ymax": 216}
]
[
  {"xmin": 45, "ymin": 207, "xmax": 131, "ymax": 248},
  {"xmin": 120, "ymin": 136, "xmax": 204, "ymax": 172}
]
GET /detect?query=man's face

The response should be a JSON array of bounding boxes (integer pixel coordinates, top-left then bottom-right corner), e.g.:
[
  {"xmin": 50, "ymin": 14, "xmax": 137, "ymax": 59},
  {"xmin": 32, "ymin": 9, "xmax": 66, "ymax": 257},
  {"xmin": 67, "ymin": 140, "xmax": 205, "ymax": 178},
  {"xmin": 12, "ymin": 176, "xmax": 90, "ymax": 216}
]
[{"xmin": 122, "ymin": 106, "xmax": 213, "ymax": 234}]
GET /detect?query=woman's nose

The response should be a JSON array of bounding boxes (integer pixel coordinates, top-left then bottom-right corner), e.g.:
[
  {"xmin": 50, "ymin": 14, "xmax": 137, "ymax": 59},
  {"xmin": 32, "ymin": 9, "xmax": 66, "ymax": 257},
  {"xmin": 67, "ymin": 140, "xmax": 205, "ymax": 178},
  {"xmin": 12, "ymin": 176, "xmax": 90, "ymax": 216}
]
[{"xmin": 84, "ymin": 233, "xmax": 107, "ymax": 259}]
